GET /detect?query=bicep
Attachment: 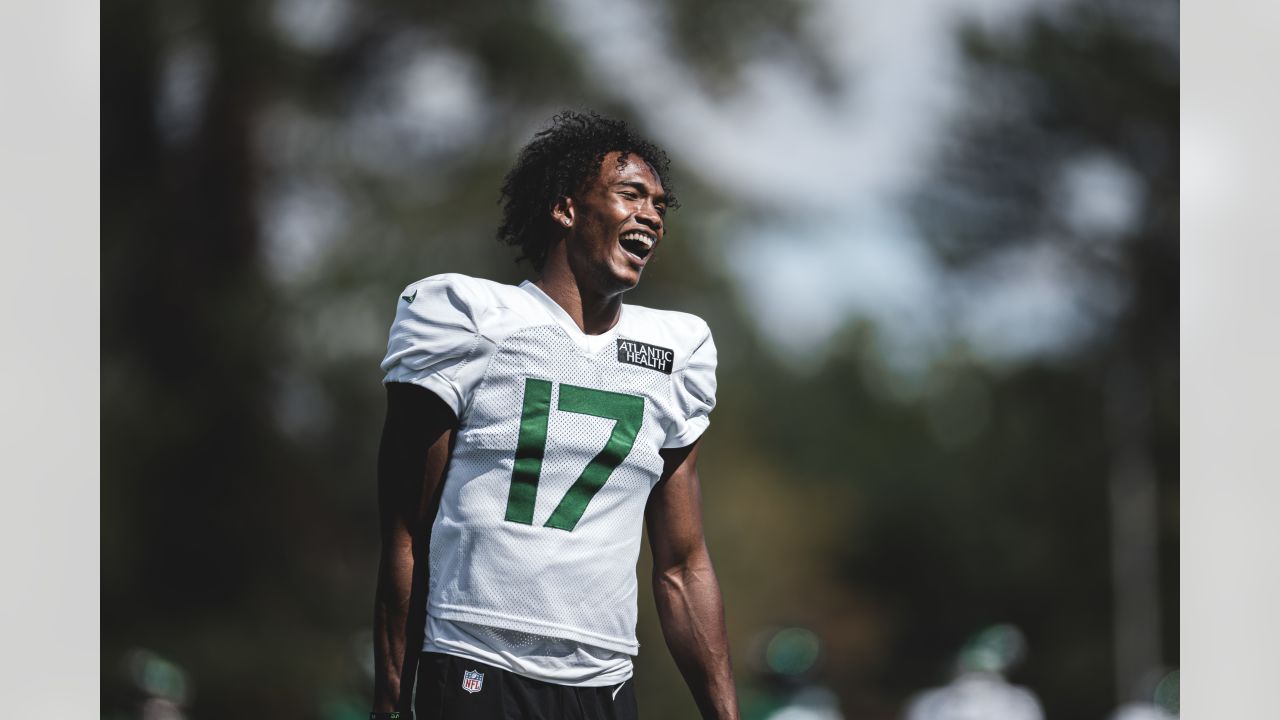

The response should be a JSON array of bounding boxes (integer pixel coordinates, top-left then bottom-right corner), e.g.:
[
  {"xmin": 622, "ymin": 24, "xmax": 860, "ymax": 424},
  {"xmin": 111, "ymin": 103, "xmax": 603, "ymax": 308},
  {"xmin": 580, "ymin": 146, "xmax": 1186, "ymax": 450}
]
[
  {"xmin": 378, "ymin": 382, "xmax": 458, "ymax": 535},
  {"xmin": 645, "ymin": 441, "xmax": 708, "ymax": 570}
]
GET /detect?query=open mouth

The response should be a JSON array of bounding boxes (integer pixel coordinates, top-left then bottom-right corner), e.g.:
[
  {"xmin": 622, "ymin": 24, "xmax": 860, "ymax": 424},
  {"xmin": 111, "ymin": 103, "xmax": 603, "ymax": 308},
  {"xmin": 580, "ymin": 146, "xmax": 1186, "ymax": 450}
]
[{"xmin": 619, "ymin": 231, "xmax": 656, "ymax": 261}]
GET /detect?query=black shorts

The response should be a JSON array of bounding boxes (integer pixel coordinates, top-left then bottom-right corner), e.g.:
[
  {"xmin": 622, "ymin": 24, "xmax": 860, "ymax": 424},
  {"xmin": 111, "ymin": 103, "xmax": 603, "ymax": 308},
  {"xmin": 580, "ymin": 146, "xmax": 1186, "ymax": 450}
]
[{"xmin": 414, "ymin": 652, "xmax": 638, "ymax": 720}]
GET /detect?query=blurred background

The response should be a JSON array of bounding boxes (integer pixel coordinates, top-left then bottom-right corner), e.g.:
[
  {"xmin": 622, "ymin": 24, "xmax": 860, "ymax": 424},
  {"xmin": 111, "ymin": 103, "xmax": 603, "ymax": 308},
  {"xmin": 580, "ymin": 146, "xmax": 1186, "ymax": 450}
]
[{"xmin": 101, "ymin": 0, "xmax": 1178, "ymax": 718}]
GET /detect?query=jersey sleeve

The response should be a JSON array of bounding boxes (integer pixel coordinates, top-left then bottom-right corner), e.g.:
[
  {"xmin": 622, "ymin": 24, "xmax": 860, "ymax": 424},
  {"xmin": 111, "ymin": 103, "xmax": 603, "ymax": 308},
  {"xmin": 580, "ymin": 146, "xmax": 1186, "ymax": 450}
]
[
  {"xmin": 664, "ymin": 323, "xmax": 718, "ymax": 449},
  {"xmin": 380, "ymin": 275, "xmax": 484, "ymax": 416}
]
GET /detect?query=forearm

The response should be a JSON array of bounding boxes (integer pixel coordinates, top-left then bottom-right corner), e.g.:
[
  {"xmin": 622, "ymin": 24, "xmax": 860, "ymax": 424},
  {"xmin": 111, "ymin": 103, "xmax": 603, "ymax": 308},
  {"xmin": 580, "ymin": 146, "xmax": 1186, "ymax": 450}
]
[
  {"xmin": 654, "ymin": 549, "xmax": 739, "ymax": 720},
  {"xmin": 371, "ymin": 538, "xmax": 421, "ymax": 712},
  {"xmin": 372, "ymin": 385, "xmax": 456, "ymax": 711}
]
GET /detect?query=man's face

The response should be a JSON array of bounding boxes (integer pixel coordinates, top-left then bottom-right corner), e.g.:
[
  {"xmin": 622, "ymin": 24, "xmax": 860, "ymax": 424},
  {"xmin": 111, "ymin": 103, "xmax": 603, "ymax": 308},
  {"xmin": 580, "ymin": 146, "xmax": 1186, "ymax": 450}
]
[{"xmin": 560, "ymin": 151, "xmax": 667, "ymax": 296}]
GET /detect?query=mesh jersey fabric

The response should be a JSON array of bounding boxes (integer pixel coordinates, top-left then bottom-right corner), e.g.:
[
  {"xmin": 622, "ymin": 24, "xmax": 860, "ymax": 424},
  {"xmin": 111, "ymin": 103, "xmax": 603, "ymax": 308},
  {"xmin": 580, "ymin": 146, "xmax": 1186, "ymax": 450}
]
[{"xmin": 381, "ymin": 273, "xmax": 717, "ymax": 656}]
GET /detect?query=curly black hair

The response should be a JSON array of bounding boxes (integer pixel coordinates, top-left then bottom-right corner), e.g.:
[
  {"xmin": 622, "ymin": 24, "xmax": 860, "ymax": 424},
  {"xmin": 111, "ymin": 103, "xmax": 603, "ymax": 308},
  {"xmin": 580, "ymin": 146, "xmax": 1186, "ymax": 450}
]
[{"xmin": 497, "ymin": 110, "xmax": 679, "ymax": 271}]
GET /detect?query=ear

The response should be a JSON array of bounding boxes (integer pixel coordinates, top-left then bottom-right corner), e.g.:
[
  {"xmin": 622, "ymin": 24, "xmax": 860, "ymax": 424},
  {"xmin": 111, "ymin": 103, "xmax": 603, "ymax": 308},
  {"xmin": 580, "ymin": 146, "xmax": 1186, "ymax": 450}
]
[{"xmin": 551, "ymin": 196, "xmax": 575, "ymax": 229}]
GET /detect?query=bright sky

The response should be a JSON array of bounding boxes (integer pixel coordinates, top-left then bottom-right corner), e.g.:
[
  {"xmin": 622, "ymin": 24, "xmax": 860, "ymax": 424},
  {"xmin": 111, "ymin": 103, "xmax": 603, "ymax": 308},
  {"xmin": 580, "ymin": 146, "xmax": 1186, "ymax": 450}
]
[
  {"xmin": 258, "ymin": 0, "xmax": 1157, "ymax": 370},
  {"xmin": 551, "ymin": 0, "xmax": 1147, "ymax": 370}
]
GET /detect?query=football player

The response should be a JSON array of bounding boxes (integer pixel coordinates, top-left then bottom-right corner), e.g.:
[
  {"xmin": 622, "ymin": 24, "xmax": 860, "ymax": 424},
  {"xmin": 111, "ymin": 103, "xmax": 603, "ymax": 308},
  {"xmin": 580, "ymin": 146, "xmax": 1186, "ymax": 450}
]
[{"xmin": 370, "ymin": 111, "xmax": 738, "ymax": 720}]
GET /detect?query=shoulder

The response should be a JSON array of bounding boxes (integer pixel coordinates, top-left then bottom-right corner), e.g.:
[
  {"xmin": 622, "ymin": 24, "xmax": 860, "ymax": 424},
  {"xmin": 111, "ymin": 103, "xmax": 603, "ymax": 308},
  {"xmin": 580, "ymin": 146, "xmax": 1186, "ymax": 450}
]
[
  {"xmin": 625, "ymin": 304, "xmax": 711, "ymax": 339},
  {"xmin": 397, "ymin": 273, "xmax": 534, "ymax": 326},
  {"xmin": 622, "ymin": 304, "xmax": 715, "ymax": 372},
  {"xmin": 399, "ymin": 272, "xmax": 509, "ymax": 305},
  {"xmin": 394, "ymin": 272, "xmax": 555, "ymax": 343}
]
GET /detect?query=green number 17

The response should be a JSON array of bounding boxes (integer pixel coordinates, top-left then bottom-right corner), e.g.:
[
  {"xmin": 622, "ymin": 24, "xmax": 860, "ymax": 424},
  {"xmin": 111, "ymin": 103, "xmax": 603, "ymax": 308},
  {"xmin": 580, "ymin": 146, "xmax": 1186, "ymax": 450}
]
[{"xmin": 504, "ymin": 378, "xmax": 644, "ymax": 531}]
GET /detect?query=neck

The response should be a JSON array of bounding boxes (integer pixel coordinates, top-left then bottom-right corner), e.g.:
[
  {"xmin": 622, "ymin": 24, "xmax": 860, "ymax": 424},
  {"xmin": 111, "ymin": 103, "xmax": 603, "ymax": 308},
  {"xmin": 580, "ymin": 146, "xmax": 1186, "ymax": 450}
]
[{"xmin": 534, "ymin": 266, "xmax": 623, "ymax": 336}]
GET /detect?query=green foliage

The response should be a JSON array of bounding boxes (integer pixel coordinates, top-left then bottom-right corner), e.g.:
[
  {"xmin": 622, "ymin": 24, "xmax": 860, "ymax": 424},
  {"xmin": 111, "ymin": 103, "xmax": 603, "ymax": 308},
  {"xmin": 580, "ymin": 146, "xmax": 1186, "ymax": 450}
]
[{"xmin": 102, "ymin": 1, "xmax": 1176, "ymax": 718}]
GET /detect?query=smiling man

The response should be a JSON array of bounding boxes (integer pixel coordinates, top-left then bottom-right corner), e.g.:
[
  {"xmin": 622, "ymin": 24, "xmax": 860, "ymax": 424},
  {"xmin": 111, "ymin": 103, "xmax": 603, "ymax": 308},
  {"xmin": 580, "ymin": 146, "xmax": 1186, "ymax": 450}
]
[{"xmin": 370, "ymin": 111, "xmax": 739, "ymax": 720}]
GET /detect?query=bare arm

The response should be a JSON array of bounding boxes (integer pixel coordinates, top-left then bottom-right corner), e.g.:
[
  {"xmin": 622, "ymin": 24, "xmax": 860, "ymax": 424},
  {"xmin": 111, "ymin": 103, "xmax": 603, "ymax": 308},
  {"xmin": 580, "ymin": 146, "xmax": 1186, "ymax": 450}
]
[
  {"xmin": 371, "ymin": 382, "xmax": 456, "ymax": 713},
  {"xmin": 646, "ymin": 440, "xmax": 740, "ymax": 720}
]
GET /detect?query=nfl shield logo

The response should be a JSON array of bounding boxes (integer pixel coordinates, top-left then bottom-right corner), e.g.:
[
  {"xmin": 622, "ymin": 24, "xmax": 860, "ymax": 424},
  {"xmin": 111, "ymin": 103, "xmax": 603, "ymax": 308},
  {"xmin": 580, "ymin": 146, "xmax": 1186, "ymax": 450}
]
[{"xmin": 461, "ymin": 669, "xmax": 484, "ymax": 694}]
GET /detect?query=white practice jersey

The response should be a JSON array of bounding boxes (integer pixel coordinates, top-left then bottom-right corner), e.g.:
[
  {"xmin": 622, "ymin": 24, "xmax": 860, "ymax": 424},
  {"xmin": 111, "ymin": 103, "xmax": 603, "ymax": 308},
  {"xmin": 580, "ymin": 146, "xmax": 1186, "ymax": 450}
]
[{"xmin": 381, "ymin": 273, "xmax": 717, "ymax": 659}]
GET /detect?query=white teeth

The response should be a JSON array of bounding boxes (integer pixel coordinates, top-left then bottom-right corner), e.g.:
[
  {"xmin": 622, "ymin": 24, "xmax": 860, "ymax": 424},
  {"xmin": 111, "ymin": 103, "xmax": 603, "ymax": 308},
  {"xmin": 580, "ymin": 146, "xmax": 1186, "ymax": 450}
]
[{"xmin": 622, "ymin": 232, "xmax": 654, "ymax": 249}]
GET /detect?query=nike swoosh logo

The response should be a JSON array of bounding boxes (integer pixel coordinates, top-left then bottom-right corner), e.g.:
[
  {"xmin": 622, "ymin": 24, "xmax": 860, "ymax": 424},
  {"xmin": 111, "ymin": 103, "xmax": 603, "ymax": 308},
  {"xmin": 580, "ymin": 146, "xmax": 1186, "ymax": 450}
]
[{"xmin": 402, "ymin": 290, "xmax": 417, "ymax": 304}]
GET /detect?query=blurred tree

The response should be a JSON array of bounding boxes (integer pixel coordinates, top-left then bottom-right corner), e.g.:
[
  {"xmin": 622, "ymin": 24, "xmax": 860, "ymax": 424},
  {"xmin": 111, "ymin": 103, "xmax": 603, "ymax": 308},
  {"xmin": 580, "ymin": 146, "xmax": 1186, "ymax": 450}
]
[
  {"xmin": 102, "ymin": 1, "xmax": 1176, "ymax": 719},
  {"xmin": 103, "ymin": 0, "xmax": 816, "ymax": 718},
  {"xmin": 813, "ymin": 2, "xmax": 1178, "ymax": 717}
]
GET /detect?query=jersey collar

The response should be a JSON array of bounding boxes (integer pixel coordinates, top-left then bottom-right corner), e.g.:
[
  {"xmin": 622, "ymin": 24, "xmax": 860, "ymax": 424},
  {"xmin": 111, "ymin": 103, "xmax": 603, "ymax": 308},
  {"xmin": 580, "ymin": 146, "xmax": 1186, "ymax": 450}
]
[{"xmin": 519, "ymin": 280, "xmax": 624, "ymax": 354}]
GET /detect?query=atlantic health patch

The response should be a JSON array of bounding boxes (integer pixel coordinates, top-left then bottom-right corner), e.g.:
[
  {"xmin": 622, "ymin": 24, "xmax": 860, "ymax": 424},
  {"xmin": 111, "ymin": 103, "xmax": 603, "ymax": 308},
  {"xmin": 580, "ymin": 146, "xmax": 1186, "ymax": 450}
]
[{"xmin": 616, "ymin": 338, "xmax": 674, "ymax": 374}]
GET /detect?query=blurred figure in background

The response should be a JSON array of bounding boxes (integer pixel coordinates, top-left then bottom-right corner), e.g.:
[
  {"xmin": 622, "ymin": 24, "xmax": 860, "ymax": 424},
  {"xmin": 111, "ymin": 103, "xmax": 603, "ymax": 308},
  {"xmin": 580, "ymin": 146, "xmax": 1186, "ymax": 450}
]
[
  {"xmin": 903, "ymin": 625, "xmax": 1044, "ymax": 720},
  {"xmin": 120, "ymin": 649, "xmax": 191, "ymax": 720},
  {"xmin": 739, "ymin": 627, "xmax": 844, "ymax": 720},
  {"xmin": 1108, "ymin": 667, "xmax": 1178, "ymax": 720}
]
